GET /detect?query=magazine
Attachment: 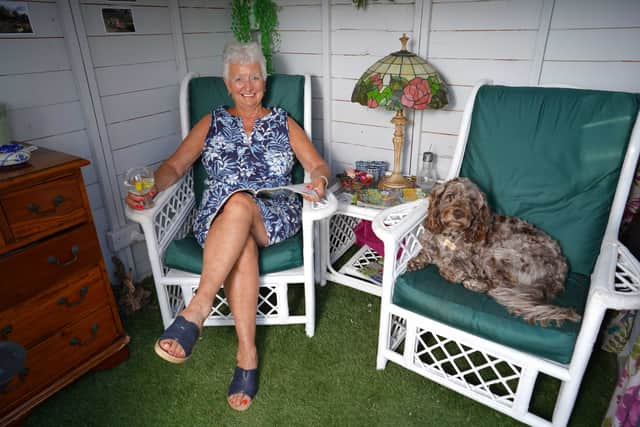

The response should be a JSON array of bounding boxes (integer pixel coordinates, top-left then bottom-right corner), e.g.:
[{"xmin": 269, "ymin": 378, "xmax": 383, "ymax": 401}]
[
  {"xmin": 254, "ymin": 182, "xmax": 325, "ymax": 201},
  {"xmin": 358, "ymin": 258, "xmax": 384, "ymax": 284}
]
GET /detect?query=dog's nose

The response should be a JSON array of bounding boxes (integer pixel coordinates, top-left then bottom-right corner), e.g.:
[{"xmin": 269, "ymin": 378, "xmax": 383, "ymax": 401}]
[{"xmin": 453, "ymin": 209, "xmax": 465, "ymax": 219}]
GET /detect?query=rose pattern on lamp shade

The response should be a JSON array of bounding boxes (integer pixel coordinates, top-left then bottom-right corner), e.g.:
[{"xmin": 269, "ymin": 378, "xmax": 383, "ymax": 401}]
[{"xmin": 351, "ymin": 38, "xmax": 448, "ymax": 112}]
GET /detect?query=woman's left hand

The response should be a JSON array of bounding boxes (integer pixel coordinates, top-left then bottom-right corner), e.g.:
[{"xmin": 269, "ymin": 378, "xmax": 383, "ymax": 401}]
[{"xmin": 303, "ymin": 175, "xmax": 328, "ymax": 202}]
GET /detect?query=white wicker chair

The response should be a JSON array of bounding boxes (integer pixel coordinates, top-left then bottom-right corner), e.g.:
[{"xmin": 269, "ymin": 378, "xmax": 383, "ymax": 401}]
[
  {"xmin": 372, "ymin": 81, "xmax": 640, "ymax": 426},
  {"xmin": 126, "ymin": 73, "xmax": 337, "ymax": 337}
]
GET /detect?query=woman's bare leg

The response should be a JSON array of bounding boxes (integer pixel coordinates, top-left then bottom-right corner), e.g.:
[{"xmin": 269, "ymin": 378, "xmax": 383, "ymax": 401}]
[
  {"xmin": 158, "ymin": 192, "xmax": 268, "ymax": 357},
  {"xmin": 224, "ymin": 236, "xmax": 260, "ymax": 409}
]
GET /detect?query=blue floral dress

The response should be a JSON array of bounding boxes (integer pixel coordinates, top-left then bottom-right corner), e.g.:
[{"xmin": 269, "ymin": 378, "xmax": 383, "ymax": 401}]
[{"xmin": 192, "ymin": 106, "xmax": 302, "ymax": 247}]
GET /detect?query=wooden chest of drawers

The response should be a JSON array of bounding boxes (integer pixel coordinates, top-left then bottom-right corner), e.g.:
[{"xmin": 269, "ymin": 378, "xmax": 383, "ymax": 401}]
[{"xmin": 0, "ymin": 147, "xmax": 129, "ymax": 426}]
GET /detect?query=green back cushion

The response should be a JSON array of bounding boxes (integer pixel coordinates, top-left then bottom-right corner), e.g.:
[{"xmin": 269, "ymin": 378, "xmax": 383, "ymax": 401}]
[
  {"xmin": 393, "ymin": 266, "xmax": 589, "ymax": 364},
  {"xmin": 394, "ymin": 86, "xmax": 639, "ymax": 363},
  {"xmin": 460, "ymin": 86, "xmax": 640, "ymax": 276},
  {"xmin": 164, "ymin": 74, "xmax": 307, "ymax": 275},
  {"xmin": 189, "ymin": 74, "xmax": 306, "ymax": 204}
]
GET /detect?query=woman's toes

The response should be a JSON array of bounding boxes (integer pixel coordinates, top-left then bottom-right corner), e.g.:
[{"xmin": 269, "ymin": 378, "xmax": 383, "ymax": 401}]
[
  {"xmin": 160, "ymin": 339, "xmax": 184, "ymax": 357},
  {"xmin": 228, "ymin": 393, "xmax": 250, "ymax": 409}
]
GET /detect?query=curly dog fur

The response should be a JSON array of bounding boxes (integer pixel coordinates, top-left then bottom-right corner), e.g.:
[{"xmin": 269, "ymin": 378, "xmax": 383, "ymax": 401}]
[{"xmin": 408, "ymin": 177, "xmax": 581, "ymax": 326}]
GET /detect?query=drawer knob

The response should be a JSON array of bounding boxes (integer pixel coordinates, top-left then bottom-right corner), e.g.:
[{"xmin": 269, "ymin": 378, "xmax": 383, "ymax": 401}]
[
  {"xmin": 26, "ymin": 195, "xmax": 66, "ymax": 216},
  {"xmin": 57, "ymin": 286, "xmax": 89, "ymax": 307},
  {"xmin": 48, "ymin": 244, "xmax": 80, "ymax": 267},
  {"xmin": 69, "ymin": 323, "xmax": 99, "ymax": 346}
]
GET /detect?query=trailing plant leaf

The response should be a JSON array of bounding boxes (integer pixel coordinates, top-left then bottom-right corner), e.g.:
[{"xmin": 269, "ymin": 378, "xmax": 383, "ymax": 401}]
[
  {"xmin": 254, "ymin": 0, "xmax": 279, "ymax": 74},
  {"xmin": 229, "ymin": 0, "xmax": 279, "ymax": 74},
  {"xmin": 231, "ymin": 0, "xmax": 252, "ymax": 42}
]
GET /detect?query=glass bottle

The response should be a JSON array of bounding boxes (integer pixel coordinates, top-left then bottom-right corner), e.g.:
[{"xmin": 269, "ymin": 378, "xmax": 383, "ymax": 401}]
[{"xmin": 417, "ymin": 151, "xmax": 438, "ymax": 193}]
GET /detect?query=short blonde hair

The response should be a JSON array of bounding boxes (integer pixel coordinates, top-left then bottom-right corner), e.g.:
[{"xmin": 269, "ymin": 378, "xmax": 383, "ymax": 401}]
[{"xmin": 222, "ymin": 41, "xmax": 267, "ymax": 81}]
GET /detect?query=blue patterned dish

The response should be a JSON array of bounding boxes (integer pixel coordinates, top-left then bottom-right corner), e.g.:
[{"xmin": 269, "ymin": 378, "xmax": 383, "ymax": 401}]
[{"xmin": 0, "ymin": 144, "xmax": 36, "ymax": 167}]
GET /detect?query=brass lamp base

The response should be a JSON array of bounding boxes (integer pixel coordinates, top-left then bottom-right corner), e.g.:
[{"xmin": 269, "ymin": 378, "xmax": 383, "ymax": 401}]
[
  {"xmin": 382, "ymin": 108, "xmax": 412, "ymax": 189},
  {"xmin": 382, "ymin": 173, "xmax": 411, "ymax": 189}
]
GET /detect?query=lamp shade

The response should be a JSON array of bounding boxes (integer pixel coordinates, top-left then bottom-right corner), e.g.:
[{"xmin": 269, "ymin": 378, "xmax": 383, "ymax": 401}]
[{"xmin": 351, "ymin": 34, "xmax": 448, "ymax": 111}]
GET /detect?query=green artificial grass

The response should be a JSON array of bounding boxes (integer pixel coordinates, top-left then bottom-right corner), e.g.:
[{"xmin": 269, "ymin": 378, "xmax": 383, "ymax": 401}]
[{"xmin": 24, "ymin": 282, "xmax": 616, "ymax": 427}]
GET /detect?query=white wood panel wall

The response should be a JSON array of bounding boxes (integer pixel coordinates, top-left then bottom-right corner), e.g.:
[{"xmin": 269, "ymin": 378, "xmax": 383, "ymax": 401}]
[
  {"xmin": 274, "ymin": 0, "xmax": 324, "ymax": 152},
  {"xmin": 329, "ymin": 0, "xmax": 417, "ymax": 174},
  {"xmin": 2, "ymin": 0, "xmax": 639, "ymax": 281},
  {"xmin": 541, "ymin": 0, "xmax": 640, "ymax": 92},
  {"xmin": 416, "ymin": 0, "xmax": 547, "ymax": 178}
]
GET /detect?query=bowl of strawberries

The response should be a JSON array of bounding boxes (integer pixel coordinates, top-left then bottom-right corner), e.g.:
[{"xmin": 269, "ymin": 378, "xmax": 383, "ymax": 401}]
[{"xmin": 337, "ymin": 169, "xmax": 375, "ymax": 192}]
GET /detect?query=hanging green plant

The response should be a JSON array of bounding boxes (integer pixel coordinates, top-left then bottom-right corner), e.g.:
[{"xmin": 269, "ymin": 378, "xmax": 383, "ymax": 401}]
[
  {"xmin": 231, "ymin": 0, "xmax": 252, "ymax": 42},
  {"xmin": 230, "ymin": 0, "xmax": 280, "ymax": 74}
]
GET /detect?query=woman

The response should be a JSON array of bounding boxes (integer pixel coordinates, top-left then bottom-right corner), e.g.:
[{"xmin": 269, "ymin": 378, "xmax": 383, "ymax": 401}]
[{"xmin": 125, "ymin": 41, "xmax": 330, "ymax": 411}]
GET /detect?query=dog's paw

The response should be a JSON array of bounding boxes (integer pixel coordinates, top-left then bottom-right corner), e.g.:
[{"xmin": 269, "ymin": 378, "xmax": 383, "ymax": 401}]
[
  {"xmin": 463, "ymin": 279, "xmax": 489, "ymax": 293},
  {"xmin": 407, "ymin": 254, "xmax": 429, "ymax": 271}
]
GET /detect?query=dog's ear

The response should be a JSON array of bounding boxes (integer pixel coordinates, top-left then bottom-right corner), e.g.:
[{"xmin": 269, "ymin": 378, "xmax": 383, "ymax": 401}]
[
  {"xmin": 466, "ymin": 186, "xmax": 491, "ymax": 243},
  {"xmin": 425, "ymin": 181, "xmax": 445, "ymax": 233}
]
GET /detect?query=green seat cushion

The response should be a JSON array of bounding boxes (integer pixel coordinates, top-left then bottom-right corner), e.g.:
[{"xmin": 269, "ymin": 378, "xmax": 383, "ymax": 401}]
[
  {"xmin": 460, "ymin": 86, "xmax": 640, "ymax": 276},
  {"xmin": 393, "ymin": 265, "xmax": 590, "ymax": 364},
  {"xmin": 164, "ymin": 231, "xmax": 303, "ymax": 276}
]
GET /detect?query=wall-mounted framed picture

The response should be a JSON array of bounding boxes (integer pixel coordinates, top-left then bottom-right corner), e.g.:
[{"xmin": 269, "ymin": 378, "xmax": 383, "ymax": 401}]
[
  {"xmin": 0, "ymin": 1, "xmax": 33, "ymax": 34},
  {"xmin": 102, "ymin": 7, "xmax": 135, "ymax": 33}
]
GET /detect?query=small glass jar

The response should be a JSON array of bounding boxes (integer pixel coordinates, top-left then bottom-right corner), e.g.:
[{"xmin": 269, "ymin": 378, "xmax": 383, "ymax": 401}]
[{"xmin": 417, "ymin": 151, "xmax": 438, "ymax": 193}]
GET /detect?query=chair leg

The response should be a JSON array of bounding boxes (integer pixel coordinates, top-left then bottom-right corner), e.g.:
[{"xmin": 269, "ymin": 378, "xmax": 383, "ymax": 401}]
[
  {"xmin": 303, "ymin": 218, "xmax": 315, "ymax": 337},
  {"xmin": 376, "ymin": 309, "xmax": 390, "ymax": 369},
  {"xmin": 551, "ymin": 304, "xmax": 606, "ymax": 426}
]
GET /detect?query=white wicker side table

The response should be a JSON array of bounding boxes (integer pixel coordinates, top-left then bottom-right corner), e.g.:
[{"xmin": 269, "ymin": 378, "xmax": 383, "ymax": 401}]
[{"xmin": 320, "ymin": 189, "xmax": 387, "ymax": 296}]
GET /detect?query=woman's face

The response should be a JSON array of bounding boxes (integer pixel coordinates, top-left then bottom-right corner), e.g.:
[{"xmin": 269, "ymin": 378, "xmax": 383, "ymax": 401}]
[{"xmin": 226, "ymin": 62, "xmax": 265, "ymax": 110}]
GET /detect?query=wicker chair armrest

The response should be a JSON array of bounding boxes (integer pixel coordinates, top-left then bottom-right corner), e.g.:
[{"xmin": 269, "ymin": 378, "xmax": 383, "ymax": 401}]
[
  {"xmin": 371, "ymin": 200, "xmax": 430, "ymax": 283},
  {"xmin": 125, "ymin": 170, "xmax": 196, "ymax": 256},
  {"xmin": 590, "ymin": 240, "xmax": 640, "ymax": 310},
  {"xmin": 301, "ymin": 191, "xmax": 339, "ymax": 221}
]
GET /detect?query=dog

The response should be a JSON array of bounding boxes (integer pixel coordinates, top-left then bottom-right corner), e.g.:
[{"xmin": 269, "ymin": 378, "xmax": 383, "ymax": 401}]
[{"xmin": 408, "ymin": 177, "xmax": 581, "ymax": 326}]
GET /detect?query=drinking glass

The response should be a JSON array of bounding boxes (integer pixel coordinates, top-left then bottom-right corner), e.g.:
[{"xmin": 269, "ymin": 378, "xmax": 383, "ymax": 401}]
[{"xmin": 124, "ymin": 167, "xmax": 155, "ymax": 208}]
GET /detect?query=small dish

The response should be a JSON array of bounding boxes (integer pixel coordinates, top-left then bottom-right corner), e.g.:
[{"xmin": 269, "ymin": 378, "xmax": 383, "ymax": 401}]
[{"xmin": 0, "ymin": 144, "xmax": 38, "ymax": 167}]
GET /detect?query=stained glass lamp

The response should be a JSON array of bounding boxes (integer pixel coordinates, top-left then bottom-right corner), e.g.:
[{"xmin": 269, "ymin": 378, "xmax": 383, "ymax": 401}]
[{"xmin": 351, "ymin": 33, "xmax": 448, "ymax": 188}]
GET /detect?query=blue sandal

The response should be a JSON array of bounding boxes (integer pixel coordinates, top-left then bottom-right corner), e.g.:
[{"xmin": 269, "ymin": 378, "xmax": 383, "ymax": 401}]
[
  {"xmin": 227, "ymin": 367, "xmax": 259, "ymax": 411},
  {"xmin": 153, "ymin": 315, "xmax": 201, "ymax": 364}
]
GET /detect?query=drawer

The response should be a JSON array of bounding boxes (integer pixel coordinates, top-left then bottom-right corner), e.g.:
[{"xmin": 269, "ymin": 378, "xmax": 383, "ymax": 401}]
[
  {"xmin": 0, "ymin": 174, "xmax": 89, "ymax": 243},
  {"xmin": 0, "ymin": 305, "xmax": 119, "ymax": 412},
  {"xmin": 0, "ymin": 266, "xmax": 110, "ymax": 348},
  {"xmin": 0, "ymin": 223, "xmax": 102, "ymax": 310}
]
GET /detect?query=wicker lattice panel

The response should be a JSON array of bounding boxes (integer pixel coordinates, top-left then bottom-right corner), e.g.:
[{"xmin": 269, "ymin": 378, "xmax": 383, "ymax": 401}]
[
  {"xmin": 153, "ymin": 172, "xmax": 195, "ymax": 246},
  {"xmin": 615, "ymin": 245, "xmax": 640, "ymax": 292},
  {"xmin": 389, "ymin": 314, "xmax": 407, "ymax": 350},
  {"xmin": 165, "ymin": 285, "xmax": 186, "ymax": 318},
  {"xmin": 413, "ymin": 328, "xmax": 522, "ymax": 407},
  {"xmin": 186, "ymin": 284, "xmax": 284, "ymax": 320},
  {"xmin": 329, "ymin": 214, "xmax": 361, "ymax": 263}
]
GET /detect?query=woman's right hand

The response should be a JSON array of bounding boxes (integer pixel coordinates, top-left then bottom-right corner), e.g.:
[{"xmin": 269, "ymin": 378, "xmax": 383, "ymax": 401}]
[{"xmin": 125, "ymin": 188, "xmax": 156, "ymax": 210}]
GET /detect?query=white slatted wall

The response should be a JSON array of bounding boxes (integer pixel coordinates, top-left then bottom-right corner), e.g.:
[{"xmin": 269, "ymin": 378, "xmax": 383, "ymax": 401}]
[
  {"xmin": 1, "ymin": 0, "xmax": 638, "ymax": 280},
  {"xmin": 180, "ymin": 0, "xmax": 231, "ymax": 76},
  {"xmin": 78, "ymin": 0, "xmax": 180, "ymax": 193},
  {"xmin": 329, "ymin": 0, "xmax": 416, "ymax": 175},
  {"xmin": 274, "ymin": 0, "xmax": 324, "ymax": 152},
  {"xmin": 541, "ymin": 0, "xmax": 640, "ymax": 92}
]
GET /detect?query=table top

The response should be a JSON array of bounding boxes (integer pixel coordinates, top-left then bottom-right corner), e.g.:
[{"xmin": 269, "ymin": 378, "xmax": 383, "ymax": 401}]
[{"xmin": 332, "ymin": 185, "xmax": 426, "ymax": 220}]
